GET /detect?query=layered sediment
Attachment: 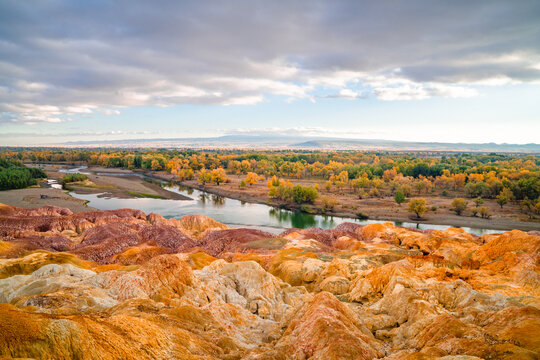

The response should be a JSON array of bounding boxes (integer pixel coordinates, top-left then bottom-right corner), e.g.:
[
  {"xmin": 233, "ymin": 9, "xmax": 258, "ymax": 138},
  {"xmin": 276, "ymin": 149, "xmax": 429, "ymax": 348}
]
[{"xmin": 0, "ymin": 203, "xmax": 539, "ymax": 359}]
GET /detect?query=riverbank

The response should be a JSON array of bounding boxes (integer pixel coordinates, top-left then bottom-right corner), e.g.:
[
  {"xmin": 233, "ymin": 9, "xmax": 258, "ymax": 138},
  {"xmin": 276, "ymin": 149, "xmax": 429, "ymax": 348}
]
[
  {"xmin": 174, "ymin": 173, "xmax": 540, "ymax": 232},
  {"xmin": 44, "ymin": 164, "xmax": 190, "ymax": 201},
  {"xmin": 0, "ymin": 164, "xmax": 190, "ymax": 212},
  {"xmin": 0, "ymin": 186, "xmax": 96, "ymax": 212},
  {"xmin": 9, "ymin": 164, "xmax": 538, "ymax": 232}
]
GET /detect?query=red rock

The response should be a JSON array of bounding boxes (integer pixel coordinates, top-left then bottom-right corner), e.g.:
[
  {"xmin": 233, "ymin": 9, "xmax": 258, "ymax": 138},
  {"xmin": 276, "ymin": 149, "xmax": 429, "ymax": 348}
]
[
  {"xmin": 183, "ymin": 228, "xmax": 276, "ymax": 257},
  {"xmin": 139, "ymin": 224, "xmax": 197, "ymax": 249}
]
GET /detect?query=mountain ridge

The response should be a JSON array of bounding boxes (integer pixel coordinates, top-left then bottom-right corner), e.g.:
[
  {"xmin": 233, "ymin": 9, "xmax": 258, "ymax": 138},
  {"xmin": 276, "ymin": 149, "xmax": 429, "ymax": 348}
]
[{"xmin": 61, "ymin": 135, "xmax": 540, "ymax": 153}]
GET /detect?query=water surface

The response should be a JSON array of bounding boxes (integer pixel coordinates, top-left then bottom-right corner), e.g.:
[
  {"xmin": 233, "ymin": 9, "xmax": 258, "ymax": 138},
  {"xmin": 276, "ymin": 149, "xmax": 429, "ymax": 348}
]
[{"xmin": 69, "ymin": 178, "xmax": 502, "ymax": 235}]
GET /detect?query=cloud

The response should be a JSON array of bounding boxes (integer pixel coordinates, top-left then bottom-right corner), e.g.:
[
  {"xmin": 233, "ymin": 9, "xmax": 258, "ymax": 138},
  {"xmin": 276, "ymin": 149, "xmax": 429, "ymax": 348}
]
[
  {"xmin": 320, "ymin": 88, "xmax": 367, "ymax": 99},
  {"xmin": 0, "ymin": 0, "xmax": 539, "ymax": 122},
  {"xmin": 0, "ymin": 130, "xmax": 158, "ymax": 138},
  {"xmin": 99, "ymin": 109, "xmax": 121, "ymax": 116},
  {"xmin": 0, "ymin": 103, "xmax": 93, "ymax": 124},
  {"xmin": 374, "ymin": 83, "xmax": 478, "ymax": 101}
]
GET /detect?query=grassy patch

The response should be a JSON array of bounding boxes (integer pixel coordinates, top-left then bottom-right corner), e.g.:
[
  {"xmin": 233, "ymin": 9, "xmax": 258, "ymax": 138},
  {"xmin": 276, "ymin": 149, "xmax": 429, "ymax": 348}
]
[
  {"xmin": 73, "ymin": 181, "xmax": 111, "ymax": 189},
  {"xmin": 246, "ymin": 237, "xmax": 288, "ymax": 250},
  {"xmin": 128, "ymin": 192, "xmax": 166, "ymax": 199},
  {"xmin": 64, "ymin": 180, "xmax": 113, "ymax": 190}
]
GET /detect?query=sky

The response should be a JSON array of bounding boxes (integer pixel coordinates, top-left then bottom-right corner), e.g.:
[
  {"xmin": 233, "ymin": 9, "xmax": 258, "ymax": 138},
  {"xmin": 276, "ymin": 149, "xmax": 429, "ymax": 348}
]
[{"xmin": 0, "ymin": 0, "xmax": 539, "ymax": 146}]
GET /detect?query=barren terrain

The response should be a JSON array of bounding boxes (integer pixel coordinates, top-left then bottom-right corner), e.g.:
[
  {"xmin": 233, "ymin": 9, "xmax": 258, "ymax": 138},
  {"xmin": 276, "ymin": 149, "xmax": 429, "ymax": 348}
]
[{"xmin": 0, "ymin": 203, "xmax": 538, "ymax": 359}]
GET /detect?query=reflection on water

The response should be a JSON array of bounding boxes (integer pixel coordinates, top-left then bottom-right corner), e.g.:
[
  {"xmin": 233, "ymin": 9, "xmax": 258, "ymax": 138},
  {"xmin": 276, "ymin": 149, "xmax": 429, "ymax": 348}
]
[
  {"xmin": 59, "ymin": 166, "xmax": 89, "ymax": 174},
  {"xmin": 268, "ymin": 207, "xmax": 329, "ymax": 229},
  {"xmin": 66, "ymin": 172, "xmax": 503, "ymax": 235},
  {"xmin": 47, "ymin": 179, "xmax": 62, "ymax": 189},
  {"xmin": 196, "ymin": 193, "xmax": 224, "ymax": 206},
  {"xmin": 212, "ymin": 194, "xmax": 225, "ymax": 206}
]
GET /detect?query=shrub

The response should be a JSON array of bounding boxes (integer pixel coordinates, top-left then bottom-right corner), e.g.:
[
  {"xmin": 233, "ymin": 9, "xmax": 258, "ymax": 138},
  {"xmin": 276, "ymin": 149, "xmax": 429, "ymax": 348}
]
[
  {"xmin": 300, "ymin": 204, "xmax": 313, "ymax": 213},
  {"xmin": 356, "ymin": 212, "xmax": 369, "ymax": 220},
  {"xmin": 520, "ymin": 198, "xmax": 540, "ymax": 219},
  {"xmin": 451, "ymin": 198, "xmax": 467, "ymax": 216},
  {"xmin": 61, "ymin": 173, "xmax": 88, "ymax": 185},
  {"xmin": 401, "ymin": 185, "xmax": 412, "ymax": 197},
  {"xmin": 292, "ymin": 185, "xmax": 318, "ymax": 204},
  {"xmin": 269, "ymin": 184, "xmax": 294, "ymax": 202},
  {"xmin": 321, "ymin": 195, "xmax": 338, "ymax": 210},
  {"xmin": 479, "ymin": 206, "xmax": 492, "ymax": 219},
  {"xmin": 369, "ymin": 188, "xmax": 380, "ymax": 197}
]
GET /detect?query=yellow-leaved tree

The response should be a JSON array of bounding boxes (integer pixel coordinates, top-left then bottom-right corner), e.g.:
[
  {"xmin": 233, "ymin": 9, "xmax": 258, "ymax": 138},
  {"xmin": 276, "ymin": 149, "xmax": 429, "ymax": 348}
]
[
  {"xmin": 245, "ymin": 172, "xmax": 259, "ymax": 186},
  {"xmin": 408, "ymin": 198, "xmax": 427, "ymax": 219}
]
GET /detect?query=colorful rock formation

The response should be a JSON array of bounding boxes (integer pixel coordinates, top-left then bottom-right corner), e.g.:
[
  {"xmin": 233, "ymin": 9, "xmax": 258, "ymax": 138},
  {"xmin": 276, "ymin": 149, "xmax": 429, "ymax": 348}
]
[{"xmin": 0, "ymin": 203, "xmax": 539, "ymax": 359}]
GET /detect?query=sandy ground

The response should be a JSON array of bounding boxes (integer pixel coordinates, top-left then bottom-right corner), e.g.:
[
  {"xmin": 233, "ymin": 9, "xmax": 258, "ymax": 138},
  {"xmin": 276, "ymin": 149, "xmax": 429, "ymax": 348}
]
[
  {"xmin": 177, "ymin": 174, "xmax": 540, "ymax": 232},
  {"xmin": 0, "ymin": 186, "xmax": 96, "ymax": 212},
  {"xmin": 41, "ymin": 165, "xmax": 190, "ymax": 201}
]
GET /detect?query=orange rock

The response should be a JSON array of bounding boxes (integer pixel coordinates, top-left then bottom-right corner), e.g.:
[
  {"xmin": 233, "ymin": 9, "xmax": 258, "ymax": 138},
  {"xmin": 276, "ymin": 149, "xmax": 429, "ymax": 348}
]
[{"xmin": 275, "ymin": 292, "xmax": 384, "ymax": 359}]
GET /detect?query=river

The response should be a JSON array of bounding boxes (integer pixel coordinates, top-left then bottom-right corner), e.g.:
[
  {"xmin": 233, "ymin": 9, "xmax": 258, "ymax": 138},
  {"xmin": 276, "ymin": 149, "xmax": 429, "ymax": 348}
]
[{"xmin": 60, "ymin": 167, "xmax": 502, "ymax": 235}]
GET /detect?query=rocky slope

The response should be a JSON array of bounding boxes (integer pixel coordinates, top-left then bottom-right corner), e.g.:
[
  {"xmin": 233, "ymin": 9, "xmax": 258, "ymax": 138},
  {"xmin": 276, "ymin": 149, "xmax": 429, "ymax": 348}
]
[{"xmin": 0, "ymin": 203, "xmax": 539, "ymax": 359}]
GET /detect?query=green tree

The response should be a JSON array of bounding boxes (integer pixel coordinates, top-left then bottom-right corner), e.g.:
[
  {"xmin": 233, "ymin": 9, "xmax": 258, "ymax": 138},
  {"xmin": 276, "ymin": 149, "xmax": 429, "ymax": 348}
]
[
  {"xmin": 496, "ymin": 187, "xmax": 513, "ymax": 208},
  {"xmin": 394, "ymin": 190, "xmax": 405, "ymax": 205}
]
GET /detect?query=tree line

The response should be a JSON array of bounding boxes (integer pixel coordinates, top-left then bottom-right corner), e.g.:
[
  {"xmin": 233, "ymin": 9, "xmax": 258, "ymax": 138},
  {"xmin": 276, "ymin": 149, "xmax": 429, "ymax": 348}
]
[
  {"xmin": 1, "ymin": 148, "xmax": 538, "ymax": 210},
  {"xmin": 0, "ymin": 158, "xmax": 47, "ymax": 190}
]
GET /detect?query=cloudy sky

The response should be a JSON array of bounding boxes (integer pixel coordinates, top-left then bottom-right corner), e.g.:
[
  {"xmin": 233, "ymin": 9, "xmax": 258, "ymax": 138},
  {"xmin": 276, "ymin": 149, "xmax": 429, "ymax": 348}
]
[{"xmin": 1, "ymin": 0, "xmax": 539, "ymax": 145}]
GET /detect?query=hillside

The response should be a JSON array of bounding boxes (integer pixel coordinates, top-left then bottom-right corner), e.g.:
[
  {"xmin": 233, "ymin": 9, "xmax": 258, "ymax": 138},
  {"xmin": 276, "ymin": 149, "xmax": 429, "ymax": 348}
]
[
  {"xmin": 0, "ymin": 204, "xmax": 538, "ymax": 359},
  {"xmin": 60, "ymin": 136, "xmax": 540, "ymax": 153}
]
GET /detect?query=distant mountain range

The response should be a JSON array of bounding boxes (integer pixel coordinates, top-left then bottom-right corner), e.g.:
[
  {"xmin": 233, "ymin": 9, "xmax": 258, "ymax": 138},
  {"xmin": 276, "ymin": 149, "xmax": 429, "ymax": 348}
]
[{"xmin": 63, "ymin": 135, "xmax": 540, "ymax": 153}]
